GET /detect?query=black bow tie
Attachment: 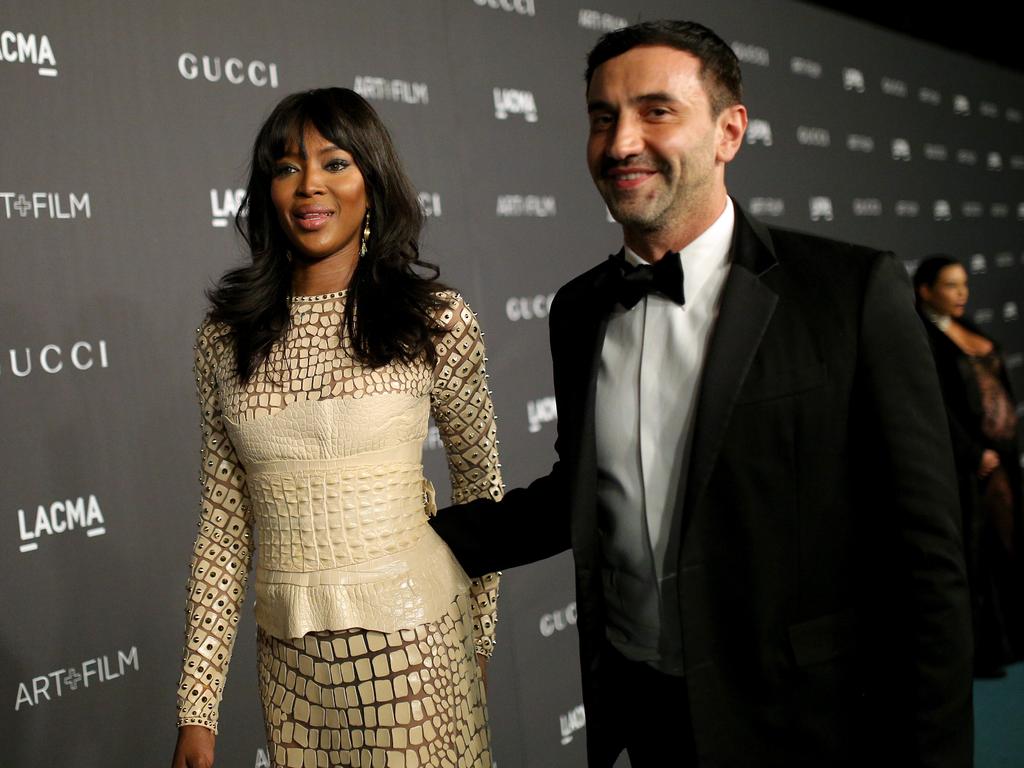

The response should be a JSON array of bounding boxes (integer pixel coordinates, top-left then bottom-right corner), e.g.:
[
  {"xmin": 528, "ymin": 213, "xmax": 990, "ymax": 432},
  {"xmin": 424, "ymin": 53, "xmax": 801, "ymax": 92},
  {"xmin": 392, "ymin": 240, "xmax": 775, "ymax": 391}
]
[{"xmin": 613, "ymin": 251, "xmax": 685, "ymax": 309}]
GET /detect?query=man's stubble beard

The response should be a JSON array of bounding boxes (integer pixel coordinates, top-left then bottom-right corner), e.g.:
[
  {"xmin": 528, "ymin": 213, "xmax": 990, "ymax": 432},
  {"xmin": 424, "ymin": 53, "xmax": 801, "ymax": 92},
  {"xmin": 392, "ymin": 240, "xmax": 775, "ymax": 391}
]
[{"xmin": 605, "ymin": 171, "xmax": 712, "ymax": 238}]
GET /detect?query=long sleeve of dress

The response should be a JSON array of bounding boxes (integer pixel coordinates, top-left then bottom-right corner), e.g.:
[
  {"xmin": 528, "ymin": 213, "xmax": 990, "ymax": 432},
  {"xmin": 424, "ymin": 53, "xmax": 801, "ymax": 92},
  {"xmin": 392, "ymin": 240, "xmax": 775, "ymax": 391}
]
[
  {"xmin": 176, "ymin": 324, "xmax": 254, "ymax": 733},
  {"xmin": 430, "ymin": 294, "xmax": 504, "ymax": 657}
]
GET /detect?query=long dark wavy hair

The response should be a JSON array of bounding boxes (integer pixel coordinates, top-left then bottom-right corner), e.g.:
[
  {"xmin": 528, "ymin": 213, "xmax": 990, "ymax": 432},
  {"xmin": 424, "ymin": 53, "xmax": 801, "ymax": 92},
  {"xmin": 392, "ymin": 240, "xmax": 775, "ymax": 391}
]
[{"xmin": 208, "ymin": 87, "xmax": 447, "ymax": 382}]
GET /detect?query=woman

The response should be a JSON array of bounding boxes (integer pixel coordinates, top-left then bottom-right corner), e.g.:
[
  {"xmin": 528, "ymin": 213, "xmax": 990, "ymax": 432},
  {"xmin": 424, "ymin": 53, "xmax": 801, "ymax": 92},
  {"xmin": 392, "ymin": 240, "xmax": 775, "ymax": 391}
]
[
  {"xmin": 172, "ymin": 88, "xmax": 502, "ymax": 768},
  {"xmin": 914, "ymin": 254, "xmax": 1024, "ymax": 677}
]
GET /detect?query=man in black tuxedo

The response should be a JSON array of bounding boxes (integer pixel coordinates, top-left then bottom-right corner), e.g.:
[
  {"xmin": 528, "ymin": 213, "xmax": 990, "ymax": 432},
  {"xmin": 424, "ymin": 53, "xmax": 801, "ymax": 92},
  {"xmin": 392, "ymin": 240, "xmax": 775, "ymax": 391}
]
[{"xmin": 431, "ymin": 20, "xmax": 972, "ymax": 768}]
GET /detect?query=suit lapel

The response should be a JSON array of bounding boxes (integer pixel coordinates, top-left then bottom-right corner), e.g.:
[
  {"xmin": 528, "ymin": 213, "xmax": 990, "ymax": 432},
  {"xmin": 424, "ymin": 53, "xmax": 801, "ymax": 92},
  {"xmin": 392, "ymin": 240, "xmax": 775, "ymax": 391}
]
[
  {"xmin": 568, "ymin": 256, "xmax": 620, "ymax": 560},
  {"xmin": 682, "ymin": 204, "xmax": 779, "ymax": 518}
]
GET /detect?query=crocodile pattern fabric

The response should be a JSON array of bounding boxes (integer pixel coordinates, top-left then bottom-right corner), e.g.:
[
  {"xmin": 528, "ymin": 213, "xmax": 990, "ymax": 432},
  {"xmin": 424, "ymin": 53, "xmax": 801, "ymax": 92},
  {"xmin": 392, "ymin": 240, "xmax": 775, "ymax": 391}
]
[
  {"xmin": 176, "ymin": 290, "xmax": 502, "ymax": 767},
  {"xmin": 258, "ymin": 593, "xmax": 489, "ymax": 768}
]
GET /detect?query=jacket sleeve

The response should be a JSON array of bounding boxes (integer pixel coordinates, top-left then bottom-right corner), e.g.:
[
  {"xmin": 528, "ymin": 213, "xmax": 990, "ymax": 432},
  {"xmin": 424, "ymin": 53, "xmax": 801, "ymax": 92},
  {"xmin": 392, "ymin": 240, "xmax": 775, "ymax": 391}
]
[
  {"xmin": 175, "ymin": 323, "xmax": 254, "ymax": 733},
  {"xmin": 430, "ymin": 291, "xmax": 574, "ymax": 577},
  {"xmin": 429, "ymin": 293, "xmax": 504, "ymax": 656},
  {"xmin": 858, "ymin": 254, "xmax": 973, "ymax": 767}
]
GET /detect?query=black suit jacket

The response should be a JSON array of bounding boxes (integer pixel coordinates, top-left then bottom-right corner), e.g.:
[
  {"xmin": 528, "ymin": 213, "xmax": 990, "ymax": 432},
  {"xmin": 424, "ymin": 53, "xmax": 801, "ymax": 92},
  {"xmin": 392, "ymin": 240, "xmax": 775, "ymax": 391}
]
[{"xmin": 432, "ymin": 204, "xmax": 973, "ymax": 767}]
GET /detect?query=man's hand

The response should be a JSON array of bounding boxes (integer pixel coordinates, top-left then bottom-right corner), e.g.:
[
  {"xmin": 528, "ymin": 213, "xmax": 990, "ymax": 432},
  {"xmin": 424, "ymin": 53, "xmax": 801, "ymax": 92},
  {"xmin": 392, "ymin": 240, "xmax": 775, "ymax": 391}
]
[
  {"xmin": 978, "ymin": 449, "xmax": 1001, "ymax": 478},
  {"xmin": 171, "ymin": 725, "xmax": 215, "ymax": 768}
]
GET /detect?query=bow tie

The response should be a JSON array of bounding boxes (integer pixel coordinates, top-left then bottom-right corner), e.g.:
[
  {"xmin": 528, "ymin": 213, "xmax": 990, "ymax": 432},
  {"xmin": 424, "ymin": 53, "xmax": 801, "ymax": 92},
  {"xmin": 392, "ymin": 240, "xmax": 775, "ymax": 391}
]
[{"xmin": 613, "ymin": 251, "xmax": 685, "ymax": 309}]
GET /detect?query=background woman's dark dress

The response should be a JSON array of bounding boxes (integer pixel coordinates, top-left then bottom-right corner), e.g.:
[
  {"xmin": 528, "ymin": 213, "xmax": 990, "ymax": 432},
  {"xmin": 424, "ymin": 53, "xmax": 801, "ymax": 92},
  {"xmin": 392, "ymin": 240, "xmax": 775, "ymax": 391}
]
[{"xmin": 921, "ymin": 314, "xmax": 1024, "ymax": 674}]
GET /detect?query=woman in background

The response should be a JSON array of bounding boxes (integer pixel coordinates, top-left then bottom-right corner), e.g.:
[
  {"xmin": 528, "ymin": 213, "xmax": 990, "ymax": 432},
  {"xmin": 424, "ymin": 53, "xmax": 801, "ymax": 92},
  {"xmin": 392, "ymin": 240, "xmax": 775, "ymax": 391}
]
[
  {"xmin": 914, "ymin": 254, "xmax": 1024, "ymax": 677},
  {"xmin": 171, "ymin": 87, "xmax": 501, "ymax": 768}
]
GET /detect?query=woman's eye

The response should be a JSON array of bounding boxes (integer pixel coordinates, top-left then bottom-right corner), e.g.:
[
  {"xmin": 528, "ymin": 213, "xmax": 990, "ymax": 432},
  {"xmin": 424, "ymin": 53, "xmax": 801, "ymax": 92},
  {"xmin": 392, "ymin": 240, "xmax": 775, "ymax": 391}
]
[
  {"xmin": 273, "ymin": 165, "xmax": 296, "ymax": 177},
  {"xmin": 326, "ymin": 159, "xmax": 349, "ymax": 171}
]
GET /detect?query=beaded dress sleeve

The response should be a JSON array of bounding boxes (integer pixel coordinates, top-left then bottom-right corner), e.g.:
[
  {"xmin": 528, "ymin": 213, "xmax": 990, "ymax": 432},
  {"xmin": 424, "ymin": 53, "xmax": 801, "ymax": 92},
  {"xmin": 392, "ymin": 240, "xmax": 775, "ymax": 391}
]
[
  {"xmin": 429, "ymin": 294, "xmax": 504, "ymax": 657},
  {"xmin": 176, "ymin": 323, "xmax": 255, "ymax": 733}
]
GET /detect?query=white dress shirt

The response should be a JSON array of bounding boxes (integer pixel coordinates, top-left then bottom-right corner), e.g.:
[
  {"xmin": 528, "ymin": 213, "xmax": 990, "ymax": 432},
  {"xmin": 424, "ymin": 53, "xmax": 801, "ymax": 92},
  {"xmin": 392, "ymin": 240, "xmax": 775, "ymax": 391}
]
[{"xmin": 596, "ymin": 197, "xmax": 735, "ymax": 594}]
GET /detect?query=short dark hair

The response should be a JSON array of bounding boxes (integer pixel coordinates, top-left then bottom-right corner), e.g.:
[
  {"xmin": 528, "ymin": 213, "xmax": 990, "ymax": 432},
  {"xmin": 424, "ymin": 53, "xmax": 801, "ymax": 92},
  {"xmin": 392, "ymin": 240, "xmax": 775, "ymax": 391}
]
[
  {"xmin": 584, "ymin": 20, "xmax": 743, "ymax": 115},
  {"xmin": 912, "ymin": 254, "xmax": 962, "ymax": 295}
]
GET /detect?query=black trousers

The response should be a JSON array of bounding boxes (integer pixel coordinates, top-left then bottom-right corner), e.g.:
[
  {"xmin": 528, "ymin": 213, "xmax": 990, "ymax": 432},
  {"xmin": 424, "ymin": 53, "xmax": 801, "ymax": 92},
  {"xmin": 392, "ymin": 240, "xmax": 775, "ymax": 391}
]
[{"xmin": 594, "ymin": 643, "xmax": 698, "ymax": 767}]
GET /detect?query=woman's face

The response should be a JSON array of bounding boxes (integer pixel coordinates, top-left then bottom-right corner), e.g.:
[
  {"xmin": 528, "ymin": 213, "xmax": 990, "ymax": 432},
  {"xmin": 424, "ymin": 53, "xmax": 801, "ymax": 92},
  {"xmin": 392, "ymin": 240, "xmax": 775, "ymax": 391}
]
[
  {"xmin": 920, "ymin": 263, "xmax": 969, "ymax": 318},
  {"xmin": 270, "ymin": 124, "xmax": 368, "ymax": 264}
]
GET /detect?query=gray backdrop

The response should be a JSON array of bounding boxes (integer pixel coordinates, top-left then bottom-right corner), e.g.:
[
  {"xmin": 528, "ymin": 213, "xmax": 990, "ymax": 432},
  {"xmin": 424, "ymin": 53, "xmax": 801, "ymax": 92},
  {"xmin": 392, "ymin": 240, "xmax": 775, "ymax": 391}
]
[{"xmin": 2, "ymin": 1, "xmax": 1023, "ymax": 766}]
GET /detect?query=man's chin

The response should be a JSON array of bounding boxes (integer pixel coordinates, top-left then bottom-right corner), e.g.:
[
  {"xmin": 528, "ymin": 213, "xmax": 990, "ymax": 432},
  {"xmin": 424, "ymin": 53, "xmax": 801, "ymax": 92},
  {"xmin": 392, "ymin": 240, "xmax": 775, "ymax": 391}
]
[{"xmin": 605, "ymin": 199, "xmax": 651, "ymax": 227}]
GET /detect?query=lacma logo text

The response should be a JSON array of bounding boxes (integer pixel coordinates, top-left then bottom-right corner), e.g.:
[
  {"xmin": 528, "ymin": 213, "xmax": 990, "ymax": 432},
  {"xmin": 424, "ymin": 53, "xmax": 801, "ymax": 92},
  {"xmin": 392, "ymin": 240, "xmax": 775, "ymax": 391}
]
[
  {"xmin": 211, "ymin": 189, "xmax": 246, "ymax": 227},
  {"xmin": 0, "ymin": 30, "xmax": 57, "ymax": 76},
  {"xmin": 746, "ymin": 119, "xmax": 773, "ymax": 146},
  {"xmin": 809, "ymin": 197, "xmax": 834, "ymax": 222},
  {"xmin": 527, "ymin": 396, "xmax": 557, "ymax": 433},
  {"xmin": 494, "ymin": 88, "xmax": 537, "ymax": 122},
  {"xmin": 17, "ymin": 494, "xmax": 106, "ymax": 553},
  {"xmin": 560, "ymin": 703, "xmax": 586, "ymax": 745},
  {"xmin": 842, "ymin": 68, "xmax": 865, "ymax": 93}
]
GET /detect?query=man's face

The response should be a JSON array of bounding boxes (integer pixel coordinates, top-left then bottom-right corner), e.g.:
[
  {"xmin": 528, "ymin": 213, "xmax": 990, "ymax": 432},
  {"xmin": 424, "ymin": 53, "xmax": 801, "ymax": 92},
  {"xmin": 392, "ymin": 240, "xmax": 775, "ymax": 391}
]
[{"xmin": 586, "ymin": 45, "xmax": 740, "ymax": 235}]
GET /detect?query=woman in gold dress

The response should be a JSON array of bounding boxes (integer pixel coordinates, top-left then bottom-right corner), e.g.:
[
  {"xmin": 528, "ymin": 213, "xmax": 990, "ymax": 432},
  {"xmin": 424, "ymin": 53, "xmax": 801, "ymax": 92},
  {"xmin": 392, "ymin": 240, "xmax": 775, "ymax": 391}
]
[{"xmin": 171, "ymin": 88, "xmax": 502, "ymax": 768}]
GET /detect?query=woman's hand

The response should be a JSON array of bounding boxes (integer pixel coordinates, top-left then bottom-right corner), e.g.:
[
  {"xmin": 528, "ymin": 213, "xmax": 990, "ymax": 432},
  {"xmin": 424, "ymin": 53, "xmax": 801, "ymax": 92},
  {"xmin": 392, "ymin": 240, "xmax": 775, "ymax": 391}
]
[
  {"xmin": 978, "ymin": 449, "xmax": 1001, "ymax": 478},
  {"xmin": 171, "ymin": 725, "xmax": 215, "ymax": 768}
]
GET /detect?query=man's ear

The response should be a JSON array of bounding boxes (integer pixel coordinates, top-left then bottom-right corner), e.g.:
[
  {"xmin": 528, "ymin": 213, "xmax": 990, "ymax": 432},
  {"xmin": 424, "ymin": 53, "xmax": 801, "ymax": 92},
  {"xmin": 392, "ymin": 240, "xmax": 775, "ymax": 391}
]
[{"xmin": 716, "ymin": 104, "xmax": 748, "ymax": 164}]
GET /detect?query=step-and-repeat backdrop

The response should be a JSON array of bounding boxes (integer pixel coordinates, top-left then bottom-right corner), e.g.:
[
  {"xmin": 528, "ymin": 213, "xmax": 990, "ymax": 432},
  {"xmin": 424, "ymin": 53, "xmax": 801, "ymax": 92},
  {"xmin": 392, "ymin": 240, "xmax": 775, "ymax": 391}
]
[{"xmin": 3, "ymin": 1, "xmax": 1022, "ymax": 766}]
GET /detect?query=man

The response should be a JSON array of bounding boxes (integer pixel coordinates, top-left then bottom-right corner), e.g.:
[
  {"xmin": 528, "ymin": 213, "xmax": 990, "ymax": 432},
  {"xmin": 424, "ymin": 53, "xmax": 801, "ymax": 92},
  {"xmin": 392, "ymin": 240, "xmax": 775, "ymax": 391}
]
[{"xmin": 432, "ymin": 20, "xmax": 972, "ymax": 768}]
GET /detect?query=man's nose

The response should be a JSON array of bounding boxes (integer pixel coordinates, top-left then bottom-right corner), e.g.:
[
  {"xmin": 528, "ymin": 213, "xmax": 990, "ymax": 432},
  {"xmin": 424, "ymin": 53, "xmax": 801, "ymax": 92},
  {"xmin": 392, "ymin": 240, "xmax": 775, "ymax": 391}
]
[{"xmin": 606, "ymin": 114, "xmax": 644, "ymax": 160}]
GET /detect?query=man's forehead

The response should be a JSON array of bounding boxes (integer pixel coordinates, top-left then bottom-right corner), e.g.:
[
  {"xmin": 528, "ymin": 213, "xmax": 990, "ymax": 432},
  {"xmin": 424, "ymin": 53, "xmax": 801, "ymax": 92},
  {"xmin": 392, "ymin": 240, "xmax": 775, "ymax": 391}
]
[{"xmin": 587, "ymin": 45, "xmax": 705, "ymax": 101}]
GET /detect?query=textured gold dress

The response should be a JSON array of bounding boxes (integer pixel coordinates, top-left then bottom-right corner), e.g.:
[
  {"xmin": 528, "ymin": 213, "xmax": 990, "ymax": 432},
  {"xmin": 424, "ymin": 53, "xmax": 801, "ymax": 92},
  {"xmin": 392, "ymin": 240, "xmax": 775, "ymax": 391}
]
[{"xmin": 176, "ymin": 290, "xmax": 502, "ymax": 768}]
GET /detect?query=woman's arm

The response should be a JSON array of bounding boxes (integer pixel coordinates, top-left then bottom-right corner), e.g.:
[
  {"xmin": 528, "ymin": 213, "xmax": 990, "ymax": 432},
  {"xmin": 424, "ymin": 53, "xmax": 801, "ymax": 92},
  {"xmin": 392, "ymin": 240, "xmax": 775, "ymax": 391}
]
[
  {"xmin": 429, "ymin": 293, "xmax": 504, "ymax": 661},
  {"xmin": 173, "ymin": 324, "xmax": 255, "ymax": 765}
]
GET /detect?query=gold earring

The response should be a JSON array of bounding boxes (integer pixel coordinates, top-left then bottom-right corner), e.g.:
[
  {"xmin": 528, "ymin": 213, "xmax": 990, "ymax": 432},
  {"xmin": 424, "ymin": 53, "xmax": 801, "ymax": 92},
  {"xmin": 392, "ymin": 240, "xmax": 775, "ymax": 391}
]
[{"xmin": 359, "ymin": 209, "xmax": 372, "ymax": 258}]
